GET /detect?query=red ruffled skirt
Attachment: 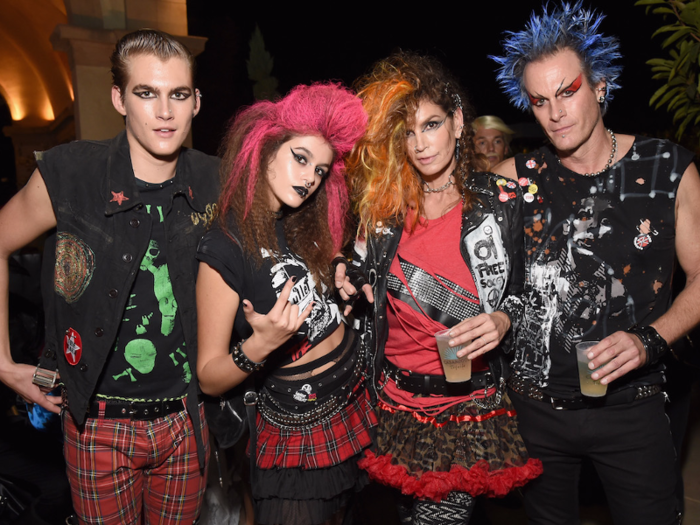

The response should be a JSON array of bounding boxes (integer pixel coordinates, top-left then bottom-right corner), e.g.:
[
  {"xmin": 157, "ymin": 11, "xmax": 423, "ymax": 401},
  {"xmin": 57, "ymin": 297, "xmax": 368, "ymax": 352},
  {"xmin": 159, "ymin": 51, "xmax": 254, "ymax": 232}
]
[{"xmin": 358, "ymin": 390, "xmax": 542, "ymax": 502}]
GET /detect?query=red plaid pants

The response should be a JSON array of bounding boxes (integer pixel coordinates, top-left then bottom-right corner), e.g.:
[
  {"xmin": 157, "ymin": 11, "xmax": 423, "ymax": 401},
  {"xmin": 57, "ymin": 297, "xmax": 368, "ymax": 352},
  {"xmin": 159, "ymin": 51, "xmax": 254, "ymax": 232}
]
[{"xmin": 63, "ymin": 403, "xmax": 208, "ymax": 525}]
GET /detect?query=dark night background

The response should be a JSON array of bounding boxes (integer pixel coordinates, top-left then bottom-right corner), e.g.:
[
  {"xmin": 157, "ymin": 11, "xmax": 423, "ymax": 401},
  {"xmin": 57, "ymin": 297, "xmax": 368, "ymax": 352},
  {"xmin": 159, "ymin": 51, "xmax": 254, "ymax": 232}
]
[{"xmin": 187, "ymin": 1, "xmax": 681, "ymax": 157}]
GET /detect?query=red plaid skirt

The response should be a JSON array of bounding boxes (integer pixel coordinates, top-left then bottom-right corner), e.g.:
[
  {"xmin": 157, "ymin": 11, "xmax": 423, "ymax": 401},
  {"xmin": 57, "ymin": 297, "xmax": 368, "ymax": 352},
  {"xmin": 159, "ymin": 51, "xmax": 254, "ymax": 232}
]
[
  {"xmin": 251, "ymin": 327, "xmax": 377, "ymax": 470},
  {"xmin": 254, "ymin": 387, "xmax": 377, "ymax": 469}
]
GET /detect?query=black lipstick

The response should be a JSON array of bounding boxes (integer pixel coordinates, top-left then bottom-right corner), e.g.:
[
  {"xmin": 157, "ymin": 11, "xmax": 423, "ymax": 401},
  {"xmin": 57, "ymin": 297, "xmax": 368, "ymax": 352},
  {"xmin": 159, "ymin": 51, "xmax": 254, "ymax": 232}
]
[{"xmin": 293, "ymin": 186, "xmax": 309, "ymax": 198}]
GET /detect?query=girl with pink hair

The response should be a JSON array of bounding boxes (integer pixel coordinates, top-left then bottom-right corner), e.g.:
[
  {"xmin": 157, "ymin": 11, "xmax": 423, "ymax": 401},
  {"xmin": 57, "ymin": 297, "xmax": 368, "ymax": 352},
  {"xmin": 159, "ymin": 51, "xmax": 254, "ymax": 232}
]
[{"xmin": 196, "ymin": 83, "xmax": 376, "ymax": 525}]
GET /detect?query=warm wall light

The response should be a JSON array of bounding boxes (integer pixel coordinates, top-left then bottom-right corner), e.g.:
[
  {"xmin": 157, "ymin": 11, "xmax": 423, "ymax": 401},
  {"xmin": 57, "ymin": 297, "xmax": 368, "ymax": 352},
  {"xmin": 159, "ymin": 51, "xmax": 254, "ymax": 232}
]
[
  {"xmin": 40, "ymin": 98, "xmax": 55, "ymax": 121},
  {"xmin": 5, "ymin": 92, "xmax": 54, "ymax": 123},
  {"xmin": 8, "ymin": 100, "xmax": 25, "ymax": 121}
]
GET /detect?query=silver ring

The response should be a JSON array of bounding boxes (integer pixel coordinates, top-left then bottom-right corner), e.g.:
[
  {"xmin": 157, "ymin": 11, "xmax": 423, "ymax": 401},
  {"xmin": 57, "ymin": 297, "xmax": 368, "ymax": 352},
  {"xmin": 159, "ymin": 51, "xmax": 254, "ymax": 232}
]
[{"xmin": 304, "ymin": 180, "xmax": 312, "ymax": 189}]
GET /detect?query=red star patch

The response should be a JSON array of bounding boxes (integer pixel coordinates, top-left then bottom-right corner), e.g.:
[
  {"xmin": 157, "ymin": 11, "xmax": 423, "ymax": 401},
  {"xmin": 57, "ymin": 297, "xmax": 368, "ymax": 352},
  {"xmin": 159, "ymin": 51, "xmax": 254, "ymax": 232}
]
[
  {"xmin": 110, "ymin": 191, "xmax": 129, "ymax": 205},
  {"xmin": 64, "ymin": 327, "xmax": 82, "ymax": 365}
]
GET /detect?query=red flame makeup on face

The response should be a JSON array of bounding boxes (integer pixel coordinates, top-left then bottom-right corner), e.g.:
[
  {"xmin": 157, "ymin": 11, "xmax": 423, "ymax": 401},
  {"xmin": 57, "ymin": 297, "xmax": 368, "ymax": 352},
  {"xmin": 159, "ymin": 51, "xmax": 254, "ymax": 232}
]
[
  {"xmin": 527, "ymin": 73, "xmax": 584, "ymax": 107},
  {"xmin": 558, "ymin": 73, "xmax": 583, "ymax": 96},
  {"xmin": 528, "ymin": 93, "xmax": 542, "ymax": 106}
]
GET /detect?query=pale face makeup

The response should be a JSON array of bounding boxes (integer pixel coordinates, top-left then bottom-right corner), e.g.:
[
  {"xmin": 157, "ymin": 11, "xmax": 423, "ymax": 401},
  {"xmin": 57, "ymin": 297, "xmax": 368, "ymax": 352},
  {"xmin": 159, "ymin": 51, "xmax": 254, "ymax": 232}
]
[
  {"xmin": 266, "ymin": 135, "xmax": 333, "ymax": 212},
  {"xmin": 111, "ymin": 54, "xmax": 199, "ymax": 165}
]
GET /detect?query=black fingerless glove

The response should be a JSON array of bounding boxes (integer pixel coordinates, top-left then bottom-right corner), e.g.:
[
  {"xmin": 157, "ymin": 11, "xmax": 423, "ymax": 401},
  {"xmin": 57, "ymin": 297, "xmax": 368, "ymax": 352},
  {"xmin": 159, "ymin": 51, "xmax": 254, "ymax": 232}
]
[{"xmin": 332, "ymin": 256, "xmax": 369, "ymax": 304}]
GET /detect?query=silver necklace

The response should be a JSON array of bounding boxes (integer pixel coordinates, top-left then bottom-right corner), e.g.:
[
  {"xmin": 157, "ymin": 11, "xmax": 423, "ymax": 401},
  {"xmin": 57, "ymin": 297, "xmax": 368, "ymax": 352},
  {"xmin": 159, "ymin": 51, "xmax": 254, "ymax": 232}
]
[
  {"xmin": 423, "ymin": 174, "xmax": 454, "ymax": 193},
  {"xmin": 559, "ymin": 128, "xmax": 617, "ymax": 177}
]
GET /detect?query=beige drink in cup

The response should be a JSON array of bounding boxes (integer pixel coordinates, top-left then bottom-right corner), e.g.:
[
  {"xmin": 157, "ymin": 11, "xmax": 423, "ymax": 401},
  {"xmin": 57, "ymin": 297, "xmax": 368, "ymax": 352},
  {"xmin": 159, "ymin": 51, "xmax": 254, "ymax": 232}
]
[
  {"xmin": 575, "ymin": 341, "xmax": 608, "ymax": 397},
  {"xmin": 435, "ymin": 328, "xmax": 472, "ymax": 383}
]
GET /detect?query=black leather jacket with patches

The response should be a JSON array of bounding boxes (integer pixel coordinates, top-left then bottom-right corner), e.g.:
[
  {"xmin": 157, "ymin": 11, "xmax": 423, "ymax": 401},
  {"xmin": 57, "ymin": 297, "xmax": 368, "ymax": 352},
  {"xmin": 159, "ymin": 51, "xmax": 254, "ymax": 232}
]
[{"xmin": 351, "ymin": 172, "xmax": 524, "ymax": 400}]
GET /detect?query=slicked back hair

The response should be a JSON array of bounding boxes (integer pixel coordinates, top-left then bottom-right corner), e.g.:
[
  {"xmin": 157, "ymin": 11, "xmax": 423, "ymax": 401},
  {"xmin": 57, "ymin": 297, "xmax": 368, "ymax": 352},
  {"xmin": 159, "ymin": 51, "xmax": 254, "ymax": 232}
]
[{"xmin": 111, "ymin": 29, "xmax": 195, "ymax": 99}]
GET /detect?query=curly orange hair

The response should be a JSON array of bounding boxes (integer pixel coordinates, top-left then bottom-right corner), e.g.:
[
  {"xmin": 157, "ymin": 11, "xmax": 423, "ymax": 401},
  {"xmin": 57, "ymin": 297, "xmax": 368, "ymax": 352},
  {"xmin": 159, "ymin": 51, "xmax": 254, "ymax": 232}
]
[{"xmin": 348, "ymin": 53, "xmax": 487, "ymax": 237}]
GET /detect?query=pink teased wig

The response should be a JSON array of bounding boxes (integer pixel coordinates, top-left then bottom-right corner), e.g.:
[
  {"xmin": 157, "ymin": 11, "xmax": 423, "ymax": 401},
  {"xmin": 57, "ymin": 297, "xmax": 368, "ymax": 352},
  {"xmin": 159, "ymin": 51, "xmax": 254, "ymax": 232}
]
[{"xmin": 219, "ymin": 83, "xmax": 367, "ymax": 253}]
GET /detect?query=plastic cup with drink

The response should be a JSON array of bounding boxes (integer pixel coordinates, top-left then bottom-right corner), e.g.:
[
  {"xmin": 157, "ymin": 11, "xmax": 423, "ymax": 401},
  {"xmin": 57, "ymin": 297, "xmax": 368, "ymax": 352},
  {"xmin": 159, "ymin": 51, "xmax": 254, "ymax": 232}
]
[
  {"xmin": 575, "ymin": 341, "xmax": 608, "ymax": 397},
  {"xmin": 435, "ymin": 328, "xmax": 472, "ymax": 383}
]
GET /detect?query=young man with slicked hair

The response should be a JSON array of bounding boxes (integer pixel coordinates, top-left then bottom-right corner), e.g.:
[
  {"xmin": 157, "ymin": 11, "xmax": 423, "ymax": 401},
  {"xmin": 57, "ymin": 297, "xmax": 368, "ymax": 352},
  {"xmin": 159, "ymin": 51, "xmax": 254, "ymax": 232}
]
[{"xmin": 0, "ymin": 29, "xmax": 218, "ymax": 524}]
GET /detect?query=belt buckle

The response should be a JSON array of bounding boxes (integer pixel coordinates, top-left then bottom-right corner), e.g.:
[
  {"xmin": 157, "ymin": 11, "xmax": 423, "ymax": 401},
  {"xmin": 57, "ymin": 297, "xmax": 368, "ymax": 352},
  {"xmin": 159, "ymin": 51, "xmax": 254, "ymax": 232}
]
[
  {"xmin": 128, "ymin": 401, "xmax": 138, "ymax": 419},
  {"xmin": 244, "ymin": 391, "xmax": 258, "ymax": 406},
  {"xmin": 391, "ymin": 368, "xmax": 409, "ymax": 391},
  {"xmin": 550, "ymin": 397, "xmax": 568, "ymax": 410}
]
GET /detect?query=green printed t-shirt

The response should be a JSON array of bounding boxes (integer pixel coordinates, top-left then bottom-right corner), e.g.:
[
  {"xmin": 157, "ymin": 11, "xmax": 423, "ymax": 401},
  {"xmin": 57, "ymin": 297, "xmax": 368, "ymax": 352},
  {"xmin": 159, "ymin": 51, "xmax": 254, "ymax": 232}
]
[{"xmin": 95, "ymin": 178, "xmax": 190, "ymax": 402}]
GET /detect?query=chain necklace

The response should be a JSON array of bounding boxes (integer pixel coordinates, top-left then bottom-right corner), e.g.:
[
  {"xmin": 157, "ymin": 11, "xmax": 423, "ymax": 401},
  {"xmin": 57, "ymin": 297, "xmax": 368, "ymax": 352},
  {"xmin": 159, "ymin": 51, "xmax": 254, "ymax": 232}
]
[
  {"xmin": 558, "ymin": 128, "xmax": 617, "ymax": 177},
  {"xmin": 422, "ymin": 174, "xmax": 454, "ymax": 193}
]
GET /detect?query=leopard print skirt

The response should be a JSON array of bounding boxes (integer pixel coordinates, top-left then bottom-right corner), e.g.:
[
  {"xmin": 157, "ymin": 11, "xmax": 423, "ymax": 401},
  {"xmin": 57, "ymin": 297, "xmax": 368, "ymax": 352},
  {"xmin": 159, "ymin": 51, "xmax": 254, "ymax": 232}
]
[{"xmin": 358, "ymin": 390, "xmax": 542, "ymax": 502}]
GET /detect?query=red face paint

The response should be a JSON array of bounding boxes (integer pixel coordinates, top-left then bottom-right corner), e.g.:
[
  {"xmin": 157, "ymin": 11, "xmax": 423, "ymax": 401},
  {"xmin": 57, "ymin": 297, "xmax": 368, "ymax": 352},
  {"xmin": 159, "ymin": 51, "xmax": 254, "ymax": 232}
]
[
  {"xmin": 528, "ymin": 73, "xmax": 583, "ymax": 107},
  {"xmin": 559, "ymin": 73, "xmax": 583, "ymax": 96},
  {"xmin": 528, "ymin": 93, "xmax": 542, "ymax": 106}
]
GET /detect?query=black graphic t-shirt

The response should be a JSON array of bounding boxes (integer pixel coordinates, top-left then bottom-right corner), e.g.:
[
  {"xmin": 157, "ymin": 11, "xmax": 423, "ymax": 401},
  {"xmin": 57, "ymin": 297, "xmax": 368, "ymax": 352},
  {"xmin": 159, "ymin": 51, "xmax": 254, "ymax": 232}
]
[
  {"xmin": 96, "ymin": 179, "xmax": 189, "ymax": 401},
  {"xmin": 196, "ymin": 219, "xmax": 342, "ymax": 366},
  {"xmin": 512, "ymin": 137, "xmax": 694, "ymax": 397}
]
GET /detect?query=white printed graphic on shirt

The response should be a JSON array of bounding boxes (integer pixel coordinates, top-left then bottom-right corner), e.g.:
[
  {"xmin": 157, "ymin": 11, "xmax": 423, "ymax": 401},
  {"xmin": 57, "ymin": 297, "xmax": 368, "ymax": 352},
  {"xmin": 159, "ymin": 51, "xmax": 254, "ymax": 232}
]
[{"xmin": 261, "ymin": 248, "xmax": 341, "ymax": 342}]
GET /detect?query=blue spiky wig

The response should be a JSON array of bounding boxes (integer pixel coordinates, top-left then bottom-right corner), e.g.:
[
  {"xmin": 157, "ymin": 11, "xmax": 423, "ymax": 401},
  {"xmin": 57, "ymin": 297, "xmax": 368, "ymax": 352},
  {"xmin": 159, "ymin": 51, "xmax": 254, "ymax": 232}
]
[{"xmin": 491, "ymin": 1, "xmax": 622, "ymax": 115}]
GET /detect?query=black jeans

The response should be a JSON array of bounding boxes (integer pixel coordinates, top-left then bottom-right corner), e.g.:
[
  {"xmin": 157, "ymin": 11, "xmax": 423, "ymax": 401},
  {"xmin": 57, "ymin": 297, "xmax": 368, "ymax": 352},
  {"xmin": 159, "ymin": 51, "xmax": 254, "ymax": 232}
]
[{"xmin": 510, "ymin": 390, "xmax": 680, "ymax": 525}]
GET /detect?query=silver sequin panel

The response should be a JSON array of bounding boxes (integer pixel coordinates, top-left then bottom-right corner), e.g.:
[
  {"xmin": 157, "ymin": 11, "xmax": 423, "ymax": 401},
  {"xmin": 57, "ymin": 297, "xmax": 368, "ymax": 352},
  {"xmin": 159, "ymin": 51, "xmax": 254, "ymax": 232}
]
[{"xmin": 387, "ymin": 258, "xmax": 481, "ymax": 321}]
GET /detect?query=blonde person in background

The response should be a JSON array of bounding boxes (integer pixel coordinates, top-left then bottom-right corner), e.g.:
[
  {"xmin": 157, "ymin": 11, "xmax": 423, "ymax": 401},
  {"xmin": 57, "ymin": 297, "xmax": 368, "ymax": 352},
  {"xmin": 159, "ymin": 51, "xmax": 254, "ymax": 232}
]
[{"xmin": 472, "ymin": 115, "xmax": 514, "ymax": 169}]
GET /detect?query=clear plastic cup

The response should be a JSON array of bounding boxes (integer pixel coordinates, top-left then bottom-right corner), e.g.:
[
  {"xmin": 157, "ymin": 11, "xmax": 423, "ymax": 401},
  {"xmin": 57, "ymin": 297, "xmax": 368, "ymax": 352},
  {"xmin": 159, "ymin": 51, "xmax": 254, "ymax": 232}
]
[
  {"xmin": 435, "ymin": 328, "xmax": 472, "ymax": 383},
  {"xmin": 575, "ymin": 341, "xmax": 608, "ymax": 397}
]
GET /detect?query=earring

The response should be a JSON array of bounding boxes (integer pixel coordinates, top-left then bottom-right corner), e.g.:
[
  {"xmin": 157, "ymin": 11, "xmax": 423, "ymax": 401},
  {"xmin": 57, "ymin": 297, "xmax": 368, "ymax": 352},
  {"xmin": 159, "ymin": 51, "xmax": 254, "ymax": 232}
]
[
  {"xmin": 598, "ymin": 96, "xmax": 605, "ymax": 104},
  {"xmin": 455, "ymin": 138, "xmax": 460, "ymax": 161}
]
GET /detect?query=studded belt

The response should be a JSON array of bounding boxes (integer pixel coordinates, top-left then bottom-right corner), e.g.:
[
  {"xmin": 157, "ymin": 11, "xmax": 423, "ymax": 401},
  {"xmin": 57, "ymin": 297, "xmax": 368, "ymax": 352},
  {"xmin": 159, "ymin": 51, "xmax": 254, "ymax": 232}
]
[
  {"xmin": 508, "ymin": 375, "xmax": 663, "ymax": 410},
  {"xmin": 88, "ymin": 399, "xmax": 183, "ymax": 420},
  {"xmin": 257, "ymin": 346, "xmax": 367, "ymax": 429}
]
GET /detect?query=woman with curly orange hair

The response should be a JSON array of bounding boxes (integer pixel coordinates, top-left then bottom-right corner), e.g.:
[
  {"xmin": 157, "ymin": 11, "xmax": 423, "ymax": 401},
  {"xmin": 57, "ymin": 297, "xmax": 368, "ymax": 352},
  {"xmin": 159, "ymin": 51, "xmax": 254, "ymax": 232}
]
[{"xmin": 336, "ymin": 53, "xmax": 541, "ymax": 524}]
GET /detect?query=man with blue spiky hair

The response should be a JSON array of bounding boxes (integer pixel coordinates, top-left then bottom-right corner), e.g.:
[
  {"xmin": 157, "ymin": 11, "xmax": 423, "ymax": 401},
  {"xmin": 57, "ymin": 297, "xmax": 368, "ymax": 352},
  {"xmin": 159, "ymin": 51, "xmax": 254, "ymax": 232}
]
[{"xmin": 492, "ymin": 2, "xmax": 700, "ymax": 523}]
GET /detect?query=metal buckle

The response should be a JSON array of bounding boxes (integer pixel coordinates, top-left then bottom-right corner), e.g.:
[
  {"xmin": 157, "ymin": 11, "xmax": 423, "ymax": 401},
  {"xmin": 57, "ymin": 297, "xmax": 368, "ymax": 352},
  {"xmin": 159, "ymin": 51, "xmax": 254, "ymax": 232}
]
[
  {"xmin": 385, "ymin": 366, "xmax": 408, "ymax": 391},
  {"xmin": 32, "ymin": 366, "xmax": 58, "ymax": 390},
  {"xmin": 473, "ymin": 375, "xmax": 503, "ymax": 410},
  {"xmin": 393, "ymin": 371, "xmax": 405, "ymax": 390},
  {"xmin": 550, "ymin": 397, "xmax": 568, "ymax": 410},
  {"xmin": 243, "ymin": 391, "xmax": 258, "ymax": 406}
]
